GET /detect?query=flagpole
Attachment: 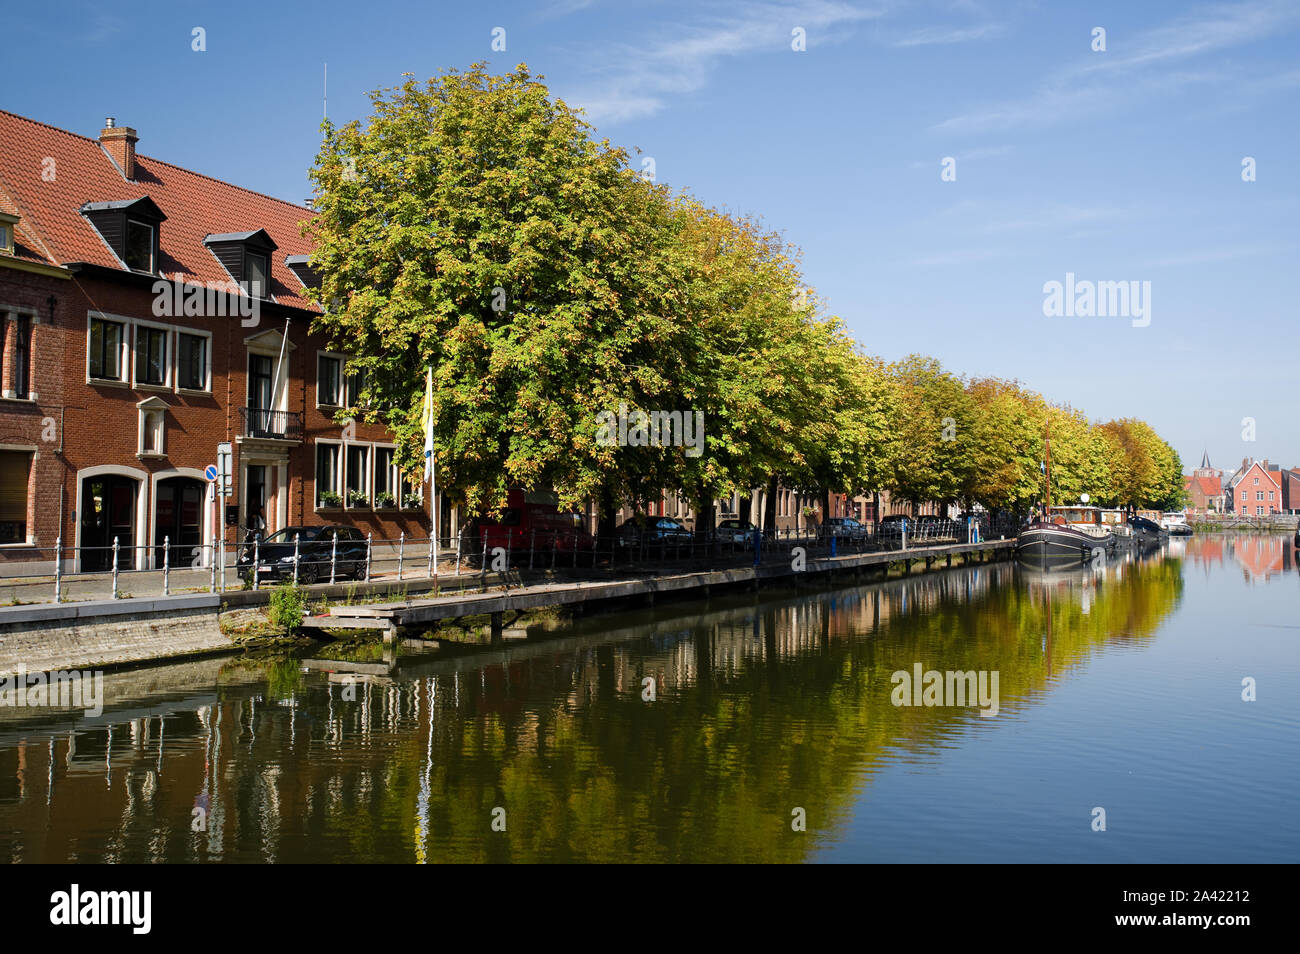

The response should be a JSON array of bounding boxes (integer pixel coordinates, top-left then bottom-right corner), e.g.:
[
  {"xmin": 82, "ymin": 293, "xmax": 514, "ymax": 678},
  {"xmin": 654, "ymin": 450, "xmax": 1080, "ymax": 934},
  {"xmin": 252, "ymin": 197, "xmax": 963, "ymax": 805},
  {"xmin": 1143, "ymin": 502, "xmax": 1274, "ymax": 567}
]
[{"xmin": 424, "ymin": 365, "xmax": 436, "ymax": 580}]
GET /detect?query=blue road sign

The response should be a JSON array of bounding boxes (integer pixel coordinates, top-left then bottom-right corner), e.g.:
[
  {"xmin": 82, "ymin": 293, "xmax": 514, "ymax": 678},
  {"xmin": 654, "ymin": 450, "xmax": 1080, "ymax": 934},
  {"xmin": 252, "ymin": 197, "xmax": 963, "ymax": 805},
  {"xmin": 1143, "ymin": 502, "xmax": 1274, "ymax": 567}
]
[{"xmin": 204, "ymin": 464, "xmax": 218, "ymax": 481}]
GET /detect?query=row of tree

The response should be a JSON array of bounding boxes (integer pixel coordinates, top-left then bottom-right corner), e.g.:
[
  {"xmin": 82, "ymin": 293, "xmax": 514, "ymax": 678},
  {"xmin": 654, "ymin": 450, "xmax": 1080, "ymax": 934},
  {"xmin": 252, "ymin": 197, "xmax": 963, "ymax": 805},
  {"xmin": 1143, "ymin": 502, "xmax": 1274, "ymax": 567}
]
[{"xmin": 305, "ymin": 64, "xmax": 1185, "ymax": 535}]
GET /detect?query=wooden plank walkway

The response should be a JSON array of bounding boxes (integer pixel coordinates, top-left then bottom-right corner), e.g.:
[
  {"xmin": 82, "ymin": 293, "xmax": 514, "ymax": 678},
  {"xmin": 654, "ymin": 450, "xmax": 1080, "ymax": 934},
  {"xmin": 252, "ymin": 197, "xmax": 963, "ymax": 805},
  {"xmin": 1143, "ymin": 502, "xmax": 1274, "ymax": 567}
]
[{"xmin": 300, "ymin": 539, "xmax": 1014, "ymax": 638}]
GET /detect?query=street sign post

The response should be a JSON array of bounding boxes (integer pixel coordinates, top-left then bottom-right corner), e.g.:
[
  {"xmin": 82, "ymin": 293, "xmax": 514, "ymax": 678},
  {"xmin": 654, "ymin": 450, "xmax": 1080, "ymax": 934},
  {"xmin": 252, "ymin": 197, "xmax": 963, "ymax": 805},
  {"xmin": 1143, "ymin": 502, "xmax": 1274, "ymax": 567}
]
[
  {"xmin": 216, "ymin": 442, "xmax": 233, "ymax": 591},
  {"xmin": 216, "ymin": 443, "xmax": 233, "ymax": 498}
]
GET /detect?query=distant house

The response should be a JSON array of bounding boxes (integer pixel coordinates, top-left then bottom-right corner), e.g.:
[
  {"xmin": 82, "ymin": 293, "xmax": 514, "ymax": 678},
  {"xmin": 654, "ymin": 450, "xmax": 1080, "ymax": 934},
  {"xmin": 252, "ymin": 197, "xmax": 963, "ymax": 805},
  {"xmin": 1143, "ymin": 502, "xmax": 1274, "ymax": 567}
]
[
  {"xmin": 1226, "ymin": 458, "xmax": 1283, "ymax": 517},
  {"xmin": 1280, "ymin": 467, "xmax": 1300, "ymax": 514},
  {"xmin": 1184, "ymin": 450, "xmax": 1224, "ymax": 512}
]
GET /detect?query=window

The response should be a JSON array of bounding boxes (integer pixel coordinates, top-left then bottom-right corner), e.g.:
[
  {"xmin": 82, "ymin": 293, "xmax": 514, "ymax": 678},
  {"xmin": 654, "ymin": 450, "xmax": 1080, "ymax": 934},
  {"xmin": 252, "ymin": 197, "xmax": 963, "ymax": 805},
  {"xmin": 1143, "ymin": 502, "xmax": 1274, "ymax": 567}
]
[
  {"xmin": 89, "ymin": 317, "xmax": 125, "ymax": 380},
  {"xmin": 135, "ymin": 326, "xmax": 168, "ymax": 386},
  {"xmin": 374, "ymin": 447, "xmax": 397, "ymax": 506},
  {"xmin": 177, "ymin": 333, "xmax": 207, "ymax": 390},
  {"xmin": 344, "ymin": 368, "xmax": 365, "ymax": 408},
  {"xmin": 1256, "ymin": 506, "xmax": 1264, "ymax": 516},
  {"xmin": 316, "ymin": 443, "xmax": 340, "ymax": 507},
  {"xmin": 1253, "ymin": 477, "xmax": 1259, "ymax": 485},
  {"xmin": 1269, "ymin": 491, "xmax": 1275, "ymax": 501},
  {"xmin": 0, "ymin": 223, "xmax": 12, "ymax": 254},
  {"xmin": 346, "ymin": 445, "xmax": 369, "ymax": 506},
  {"xmin": 0, "ymin": 450, "xmax": 31, "ymax": 543},
  {"xmin": 1256, "ymin": 491, "xmax": 1264, "ymax": 501},
  {"xmin": 124, "ymin": 220, "xmax": 155, "ymax": 272},
  {"xmin": 13, "ymin": 316, "xmax": 30, "ymax": 398},
  {"xmin": 245, "ymin": 251, "xmax": 269, "ymax": 299},
  {"xmin": 1241, "ymin": 491, "xmax": 1247, "ymax": 501},
  {"xmin": 317, "ymin": 355, "xmax": 342, "ymax": 406}
]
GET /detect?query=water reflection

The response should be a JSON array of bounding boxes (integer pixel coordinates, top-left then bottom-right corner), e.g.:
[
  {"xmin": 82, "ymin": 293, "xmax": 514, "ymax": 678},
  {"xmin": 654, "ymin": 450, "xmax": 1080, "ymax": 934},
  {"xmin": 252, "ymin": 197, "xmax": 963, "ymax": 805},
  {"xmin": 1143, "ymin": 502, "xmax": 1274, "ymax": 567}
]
[{"xmin": 0, "ymin": 541, "xmax": 1224, "ymax": 863}]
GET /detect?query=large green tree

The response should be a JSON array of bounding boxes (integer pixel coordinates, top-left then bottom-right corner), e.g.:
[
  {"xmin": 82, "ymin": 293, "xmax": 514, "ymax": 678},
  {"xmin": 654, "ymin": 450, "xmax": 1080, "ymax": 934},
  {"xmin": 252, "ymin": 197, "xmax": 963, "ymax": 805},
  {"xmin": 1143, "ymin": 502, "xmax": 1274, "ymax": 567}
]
[{"xmin": 306, "ymin": 63, "xmax": 686, "ymax": 515}]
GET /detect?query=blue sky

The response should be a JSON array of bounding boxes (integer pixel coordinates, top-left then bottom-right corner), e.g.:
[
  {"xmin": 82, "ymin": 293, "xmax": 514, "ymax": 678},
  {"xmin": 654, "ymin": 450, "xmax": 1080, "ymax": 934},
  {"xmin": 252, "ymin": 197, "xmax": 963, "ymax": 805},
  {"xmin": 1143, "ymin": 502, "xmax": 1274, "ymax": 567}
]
[{"xmin": 6, "ymin": 0, "xmax": 1298, "ymax": 474}]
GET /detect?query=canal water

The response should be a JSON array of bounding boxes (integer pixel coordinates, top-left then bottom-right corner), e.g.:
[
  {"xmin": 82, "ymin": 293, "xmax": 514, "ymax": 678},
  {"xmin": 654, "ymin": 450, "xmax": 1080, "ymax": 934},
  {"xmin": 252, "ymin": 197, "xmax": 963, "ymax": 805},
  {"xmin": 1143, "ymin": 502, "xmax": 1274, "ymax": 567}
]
[{"xmin": 1, "ymin": 535, "xmax": 1296, "ymax": 863}]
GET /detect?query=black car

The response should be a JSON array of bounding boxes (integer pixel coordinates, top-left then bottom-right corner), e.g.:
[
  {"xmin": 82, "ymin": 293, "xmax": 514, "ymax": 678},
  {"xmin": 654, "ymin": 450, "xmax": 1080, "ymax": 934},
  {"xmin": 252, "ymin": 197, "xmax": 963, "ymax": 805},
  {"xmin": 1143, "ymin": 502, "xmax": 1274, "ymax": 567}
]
[
  {"xmin": 820, "ymin": 517, "xmax": 870, "ymax": 542},
  {"xmin": 616, "ymin": 516, "xmax": 694, "ymax": 548},
  {"xmin": 238, "ymin": 525, "xmax": 369, "ymax": 584},
  {"xmin": 877, "ymin": 514, "xmax": 910, "ymax": 541}
]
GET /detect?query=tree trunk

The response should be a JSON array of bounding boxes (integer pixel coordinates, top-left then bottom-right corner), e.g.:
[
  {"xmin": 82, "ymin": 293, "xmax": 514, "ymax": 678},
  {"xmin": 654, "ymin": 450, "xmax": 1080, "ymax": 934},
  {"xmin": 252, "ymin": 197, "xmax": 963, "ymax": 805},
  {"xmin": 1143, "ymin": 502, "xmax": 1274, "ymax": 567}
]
[
  {"xmin": 693, "ymin": 483, "xmax": 716, "ymax": 543},
  {"xmin": 598, "ymin": 484, "xmax": 617, "ymax": 541},
  {"xmin": 764, "ymin": 474, "xmax": 779, "ymax": 532}
]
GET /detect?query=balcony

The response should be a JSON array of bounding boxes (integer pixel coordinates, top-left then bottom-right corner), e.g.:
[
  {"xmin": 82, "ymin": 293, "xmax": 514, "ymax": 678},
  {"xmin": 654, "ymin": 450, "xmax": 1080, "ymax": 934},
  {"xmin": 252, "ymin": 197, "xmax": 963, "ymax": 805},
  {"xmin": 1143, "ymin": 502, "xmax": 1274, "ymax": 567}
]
[{"xmin": 239, "ymin": 407, "xmax": 303, "ymax": 442}]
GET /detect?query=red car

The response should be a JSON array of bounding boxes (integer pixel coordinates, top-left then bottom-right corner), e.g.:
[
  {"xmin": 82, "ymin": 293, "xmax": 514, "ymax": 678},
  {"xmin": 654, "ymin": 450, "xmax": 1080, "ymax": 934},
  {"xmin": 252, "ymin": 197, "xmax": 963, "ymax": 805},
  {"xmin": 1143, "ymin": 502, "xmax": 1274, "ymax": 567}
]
[{"xmin": 478, "ymin": 489, "xmax": 596, "ymax": 561}]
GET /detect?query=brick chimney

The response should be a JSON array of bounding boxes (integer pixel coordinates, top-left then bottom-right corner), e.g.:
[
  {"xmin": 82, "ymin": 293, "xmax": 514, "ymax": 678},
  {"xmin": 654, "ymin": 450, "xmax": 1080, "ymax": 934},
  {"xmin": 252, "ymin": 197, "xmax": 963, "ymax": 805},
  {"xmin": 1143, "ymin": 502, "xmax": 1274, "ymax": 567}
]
[{"xmin": 99, "ymin": 117, "xmax": 138, "ymax": 180}]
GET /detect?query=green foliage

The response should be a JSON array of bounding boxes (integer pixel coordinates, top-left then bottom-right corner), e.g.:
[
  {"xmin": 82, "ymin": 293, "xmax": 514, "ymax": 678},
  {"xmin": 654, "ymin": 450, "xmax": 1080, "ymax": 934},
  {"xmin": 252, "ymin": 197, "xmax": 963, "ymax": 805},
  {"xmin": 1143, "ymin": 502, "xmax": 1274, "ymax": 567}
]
[
  {"xmin": 268, "ymin": 583, "xmax": 307, "ymax": 632},
  {"xmin": 305, "ymin": 62, "xmax": 1183, "ymax": 522}
]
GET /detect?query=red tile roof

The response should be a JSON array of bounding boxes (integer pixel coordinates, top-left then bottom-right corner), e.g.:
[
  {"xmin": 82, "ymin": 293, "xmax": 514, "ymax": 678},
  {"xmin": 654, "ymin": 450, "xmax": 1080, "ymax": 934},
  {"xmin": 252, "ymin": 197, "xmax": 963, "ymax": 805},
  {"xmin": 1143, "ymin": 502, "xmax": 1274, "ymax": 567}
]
[{"xmin": 0, "ymin": 109, "xmax": 317, "ymax": 310}]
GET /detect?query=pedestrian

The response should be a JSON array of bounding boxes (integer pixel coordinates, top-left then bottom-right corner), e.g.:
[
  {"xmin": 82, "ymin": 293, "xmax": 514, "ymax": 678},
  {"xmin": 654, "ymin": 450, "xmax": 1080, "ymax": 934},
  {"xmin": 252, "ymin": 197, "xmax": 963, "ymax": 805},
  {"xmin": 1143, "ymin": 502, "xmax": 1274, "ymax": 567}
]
[{"xmin": 245, "ymin": 506, "xmax": 266, "ymax": 544}]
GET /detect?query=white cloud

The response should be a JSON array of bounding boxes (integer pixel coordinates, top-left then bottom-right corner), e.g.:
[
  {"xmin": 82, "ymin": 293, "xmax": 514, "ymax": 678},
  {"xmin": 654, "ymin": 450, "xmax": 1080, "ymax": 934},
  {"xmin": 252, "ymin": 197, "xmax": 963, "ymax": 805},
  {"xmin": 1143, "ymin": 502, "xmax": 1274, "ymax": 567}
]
[
  {"xmin": 564, "ymin": 1, "xmax": 884, "ymax": 124},
  {"xmin": 893, "ymin": 22, "xmax": 1004, "ymax": 46},
  {"xmin": 933, "ymin": 0, "xmax": 1300, "ymax": 133}
]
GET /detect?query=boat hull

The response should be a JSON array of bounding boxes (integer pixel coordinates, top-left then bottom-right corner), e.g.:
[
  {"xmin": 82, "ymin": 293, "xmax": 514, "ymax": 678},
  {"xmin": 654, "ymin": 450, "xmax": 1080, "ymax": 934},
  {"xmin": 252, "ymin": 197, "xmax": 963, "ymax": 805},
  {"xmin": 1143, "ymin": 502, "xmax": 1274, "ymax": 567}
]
[{"xmin": 1015, "ymin": 525, "xmax": 1111, "ymax": 567}]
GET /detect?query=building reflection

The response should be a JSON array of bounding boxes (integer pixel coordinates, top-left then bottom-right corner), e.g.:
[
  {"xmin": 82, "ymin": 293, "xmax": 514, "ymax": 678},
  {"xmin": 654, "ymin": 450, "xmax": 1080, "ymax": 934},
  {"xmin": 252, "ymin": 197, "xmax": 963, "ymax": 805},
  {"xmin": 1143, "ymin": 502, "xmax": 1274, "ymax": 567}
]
[{"xmin": 0, "ymin": 548, "xmax": 1185, "ymax": 863}]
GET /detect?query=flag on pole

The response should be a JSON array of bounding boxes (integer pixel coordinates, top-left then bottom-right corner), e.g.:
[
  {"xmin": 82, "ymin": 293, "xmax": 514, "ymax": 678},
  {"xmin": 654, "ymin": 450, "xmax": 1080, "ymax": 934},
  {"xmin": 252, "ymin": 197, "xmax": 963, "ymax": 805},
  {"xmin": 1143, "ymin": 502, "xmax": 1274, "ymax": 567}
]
[{"xmin": 422, "ymin": 365, "xmax": 434, "ymax": 485}]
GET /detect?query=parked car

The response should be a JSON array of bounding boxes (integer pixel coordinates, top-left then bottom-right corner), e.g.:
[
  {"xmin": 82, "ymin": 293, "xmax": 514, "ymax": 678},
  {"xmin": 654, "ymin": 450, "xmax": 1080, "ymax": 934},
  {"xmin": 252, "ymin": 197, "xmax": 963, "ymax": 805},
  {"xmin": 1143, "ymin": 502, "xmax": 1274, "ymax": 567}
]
[
  {"xmin": 616, "ymin": 516, "xmax": 694, "ymax": 548},
  {"xmin": 820, "ymin": 517, "xmax": 870, "ymax": 542},
  {"xmin": 878, "ymin": 514, "xmax": 910, "ymax": 542},
  {"xmin": 478, "ymin": 488, "xmax": 595, "ymax": 561},
  {"xmin": 713, "ymin": 519, "xmax": 758, "ymax": 545},
  {"xmin": 912, "ymin": 515, "xmax": 946, "ymax": 539},
  {"xmin": 238, "ymin": 525, "xmax": 368, "ymax": 585}
]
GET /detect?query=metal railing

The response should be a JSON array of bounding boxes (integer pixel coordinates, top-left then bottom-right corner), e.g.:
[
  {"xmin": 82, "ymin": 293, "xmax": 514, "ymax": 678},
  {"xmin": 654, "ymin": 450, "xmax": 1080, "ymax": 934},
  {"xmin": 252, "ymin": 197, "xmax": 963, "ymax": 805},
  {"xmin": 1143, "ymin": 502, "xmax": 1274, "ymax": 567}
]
[
  {"xmin": 0, "ymin": 517, "xmax": 1023, "ymax": 606},
  {"xmin": 238, "ymin": 406, "xmax": 303, "ymax": 441}
]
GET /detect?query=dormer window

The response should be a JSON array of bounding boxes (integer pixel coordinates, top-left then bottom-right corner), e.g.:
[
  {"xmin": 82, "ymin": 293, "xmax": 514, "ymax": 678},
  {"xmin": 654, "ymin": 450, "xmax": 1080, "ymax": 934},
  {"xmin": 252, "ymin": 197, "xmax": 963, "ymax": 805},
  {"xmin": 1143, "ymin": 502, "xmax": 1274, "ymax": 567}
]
[
  {"xmin": 203, "ymin": 229, "xmax": 278, "ymax": 301},
  {"xmin": 285, "ymin": 254, "xmax": 320, "ymax": 290},
  {"xmin": 245, "ymin": 250, "xmax": 269, "ymax": 297},
  {"xmin": 124, "ymin": 220, "xmax": 155, "ymax": 272},
  {"xmin": 81, "ymin": 197, "xmax": 166, "ymax": 274},
  {"xmin": 0, "ymin": 212, "xmax": 16, "ymax": 255}
]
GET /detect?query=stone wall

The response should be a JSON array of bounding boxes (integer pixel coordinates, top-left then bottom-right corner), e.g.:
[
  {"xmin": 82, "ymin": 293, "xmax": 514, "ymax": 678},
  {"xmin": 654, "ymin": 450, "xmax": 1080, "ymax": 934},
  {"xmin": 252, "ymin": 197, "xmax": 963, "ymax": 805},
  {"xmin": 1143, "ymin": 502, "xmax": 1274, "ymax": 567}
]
[{"xmin": 0, "ymin": 594, "xmax": 232, "ymax": 677}]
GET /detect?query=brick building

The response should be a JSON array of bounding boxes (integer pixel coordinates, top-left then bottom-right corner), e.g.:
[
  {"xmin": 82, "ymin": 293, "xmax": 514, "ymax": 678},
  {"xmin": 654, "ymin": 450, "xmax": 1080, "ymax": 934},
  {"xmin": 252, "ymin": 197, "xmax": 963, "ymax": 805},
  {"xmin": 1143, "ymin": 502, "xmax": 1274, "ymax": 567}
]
[
  {"xmin": 1183, "ymin": 450, "xmax": 1224, "ymax": 513},
  {"xmin": 1225, "ymin": 458, "xmax": 1282, "ymax": 517},
  {"xmin": 0, "ymin": 110, "xmax": 431, "ymax": 574}
]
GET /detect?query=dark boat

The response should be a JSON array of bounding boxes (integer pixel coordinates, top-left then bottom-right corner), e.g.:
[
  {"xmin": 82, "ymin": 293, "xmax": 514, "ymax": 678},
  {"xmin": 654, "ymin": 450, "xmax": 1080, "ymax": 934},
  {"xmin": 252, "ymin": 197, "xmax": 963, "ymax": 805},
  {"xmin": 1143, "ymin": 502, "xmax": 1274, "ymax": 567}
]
[
  {"xmin": 1016, "ymin": 518, "xmax": 1109, "ymax": 567},
  {"xmin": 1127, "ymin": 514, "xmax": 1167, "ymax": 543},
  {"xmin": 1015, "ymin": 421, "xmax": 1110, "ymax": 567}
]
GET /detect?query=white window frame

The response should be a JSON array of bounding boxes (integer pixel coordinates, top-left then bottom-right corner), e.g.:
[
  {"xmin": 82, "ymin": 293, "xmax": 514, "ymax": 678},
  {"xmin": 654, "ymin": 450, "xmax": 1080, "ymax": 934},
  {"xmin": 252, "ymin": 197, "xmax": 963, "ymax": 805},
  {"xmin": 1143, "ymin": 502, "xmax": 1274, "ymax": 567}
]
[
  {"xmin": 372, "ymin": 444, "xmax": 399, "ymax": 509},
  {"xmin": 344, "ymin": 442, "xmax": 371, "ymax": 509},
  {"xmin": 0, "ymin": 222, "xmax": 13, "ymax": 255},
  {"xmin": 0, "ymin": 444, "xmax": 35, "ymax": 547},
  {"xmin": 86, "ymin": 311, "xmax": 131, "ymax": 385},
  {"xmin": 175, "ymin": 328, "xmax": 212, "ymax": 393},
  {"xmin": 314, "ymin": 439, "xmax": 342, "ymax": 509},
  {"xmin": 131, "ymin": 318, "xmax": 173, "ymax": 390},
  {"xmin": 316, "ymin": 351, "xmax": 347, "ymax": 408}
]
